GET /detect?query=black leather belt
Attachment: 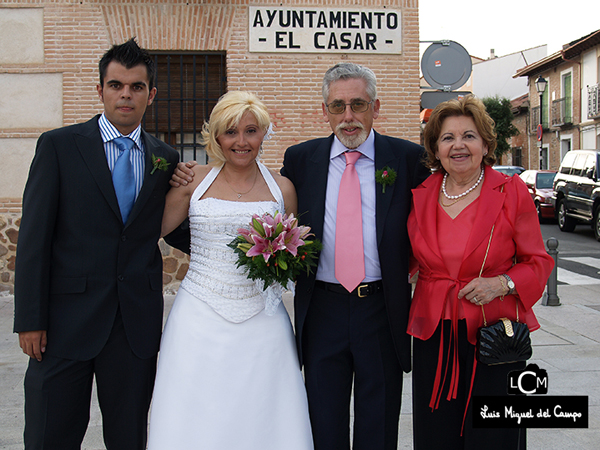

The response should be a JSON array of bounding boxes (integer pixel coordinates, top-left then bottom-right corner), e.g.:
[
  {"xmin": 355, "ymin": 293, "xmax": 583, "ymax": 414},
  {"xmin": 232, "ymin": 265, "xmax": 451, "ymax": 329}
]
[{"xmin": 315, "ymin": 280, "xmax": 383, "ymax": 298}]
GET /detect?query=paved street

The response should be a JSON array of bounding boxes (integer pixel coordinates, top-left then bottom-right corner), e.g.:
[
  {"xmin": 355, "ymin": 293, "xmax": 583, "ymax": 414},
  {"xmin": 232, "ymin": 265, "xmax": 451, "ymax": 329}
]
[{"xmin": 1, "ymin": 282, "xmax": 599, "ymax": 449}]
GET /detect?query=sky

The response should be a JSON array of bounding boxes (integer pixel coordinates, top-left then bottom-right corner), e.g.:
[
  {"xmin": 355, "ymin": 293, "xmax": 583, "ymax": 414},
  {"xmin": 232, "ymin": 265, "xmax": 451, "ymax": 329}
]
[{"xmin": 419, "ymin": 0, "xmax": 599, "ymax": 60}]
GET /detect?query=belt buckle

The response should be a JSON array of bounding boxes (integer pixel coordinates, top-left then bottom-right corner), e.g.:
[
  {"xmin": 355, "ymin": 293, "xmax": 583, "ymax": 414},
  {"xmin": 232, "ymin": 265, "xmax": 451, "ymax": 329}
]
[{"xmin": 357, "ymin": 284, "xmax": 369, "ymax": 298}]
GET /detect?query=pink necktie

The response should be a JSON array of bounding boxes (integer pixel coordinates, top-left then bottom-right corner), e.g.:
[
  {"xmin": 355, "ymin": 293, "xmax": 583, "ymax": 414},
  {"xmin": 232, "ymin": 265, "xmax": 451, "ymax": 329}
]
[{"xmin": 335, "ymin": 151, "xmax": 365, "ymax": 292}]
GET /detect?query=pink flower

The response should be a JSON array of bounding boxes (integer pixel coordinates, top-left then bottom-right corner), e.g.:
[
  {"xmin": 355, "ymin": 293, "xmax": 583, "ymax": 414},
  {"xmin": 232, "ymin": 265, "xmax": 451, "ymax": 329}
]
[
  {"xmin": 235, "ymin": 211, "xmax": 316, "ymax": 263},
  {"xmin": 281, "ymin": 214, "xmax": 298, "ymax": 232},
  {"xmin": 228, "ymin": 210, "xmax": 322, "ymax": 292},
  {"xmin": 246, "ymin": 234, "xmax": 275, "ymax": 262},
  {"xmin": 282, "ymin": 224, "xmax": 311, "ymax": 256},
  {"xmin": 271, "ymin": 232, "xmax": 288, "ymax": 253},
  {"xmin": 237, "ymin": 227, "xmax": 253, "ymax": 243}
]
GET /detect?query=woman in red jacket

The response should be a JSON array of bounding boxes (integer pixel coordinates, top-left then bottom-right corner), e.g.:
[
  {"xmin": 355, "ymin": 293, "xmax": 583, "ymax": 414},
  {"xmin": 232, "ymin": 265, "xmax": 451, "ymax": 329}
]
[{"xmin": 408, "ymin": 96, "xmax": 554, "ymax": 449}]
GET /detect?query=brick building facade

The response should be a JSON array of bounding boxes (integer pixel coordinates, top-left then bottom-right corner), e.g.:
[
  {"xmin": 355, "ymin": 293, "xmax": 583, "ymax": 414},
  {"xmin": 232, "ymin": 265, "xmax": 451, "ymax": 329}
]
[
  {"xmin": 0, "ymin": 0, "xmax": 422, "ymax": 294},
  {"xmin": 514, "ymin": 30, "xmax": 600, "ymax": 172}
]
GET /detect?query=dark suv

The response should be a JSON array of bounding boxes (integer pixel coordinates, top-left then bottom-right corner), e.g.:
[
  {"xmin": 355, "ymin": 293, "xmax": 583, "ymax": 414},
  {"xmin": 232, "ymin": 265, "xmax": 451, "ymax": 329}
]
[{"xmin": 552, "ymin": 150, "xmax": 600, "ymax": 241}]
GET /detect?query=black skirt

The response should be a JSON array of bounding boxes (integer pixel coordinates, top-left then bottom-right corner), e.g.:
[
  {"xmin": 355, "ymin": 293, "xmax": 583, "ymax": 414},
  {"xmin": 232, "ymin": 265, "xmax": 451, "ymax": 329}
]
[{"xmin": 412, "ymin": 319, "xmax": 527, "ymax": 450}]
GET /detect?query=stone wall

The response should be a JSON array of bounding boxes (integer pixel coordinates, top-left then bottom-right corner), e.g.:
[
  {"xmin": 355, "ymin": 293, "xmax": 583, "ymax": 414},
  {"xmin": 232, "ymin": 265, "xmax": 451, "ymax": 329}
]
[
  {"xmin": 0, "ymin": 211, "xmax": 189, "ymax": 296},
  {"xmin": 0, "ymin": 213, "xmax": 19, "ymax": 295},
  {"xmin": 159, "ymin": 240, "xmax": 190, "ymax": 295}
]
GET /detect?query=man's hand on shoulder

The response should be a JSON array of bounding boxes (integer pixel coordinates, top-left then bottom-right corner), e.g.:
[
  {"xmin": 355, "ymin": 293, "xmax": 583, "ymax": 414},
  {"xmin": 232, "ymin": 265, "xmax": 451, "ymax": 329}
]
[
  {"xmin": 170, "ymin": 161, "xmax": 198, "ymax": 187},
  {"xmin": 19, "ymin": 330, "xmax": 47, "ymax": 361}
]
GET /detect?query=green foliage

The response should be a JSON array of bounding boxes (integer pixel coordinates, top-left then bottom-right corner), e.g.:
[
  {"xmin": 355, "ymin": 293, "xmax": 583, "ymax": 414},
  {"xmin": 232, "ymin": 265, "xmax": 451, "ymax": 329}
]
[{"xmin": 482, "ymin": 96, "xmax": 519, "ymax": 158}]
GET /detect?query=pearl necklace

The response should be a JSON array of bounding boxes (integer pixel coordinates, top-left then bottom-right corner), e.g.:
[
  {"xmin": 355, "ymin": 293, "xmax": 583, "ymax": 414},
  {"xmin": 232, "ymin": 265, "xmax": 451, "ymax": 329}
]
[
  {"xmin": 442, "ymin": 169, "xmax": 484, "ymax": 200},
  {"xmin": 440, "ymin": 194, "xmax": 468, "ymax": 208}
]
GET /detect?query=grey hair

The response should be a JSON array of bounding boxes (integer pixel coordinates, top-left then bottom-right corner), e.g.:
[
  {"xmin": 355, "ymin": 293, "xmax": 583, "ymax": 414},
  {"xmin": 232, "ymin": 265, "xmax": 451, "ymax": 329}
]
[{"xmin": 322, "ymin": 63, "xmax": 377, "ymax": 102}]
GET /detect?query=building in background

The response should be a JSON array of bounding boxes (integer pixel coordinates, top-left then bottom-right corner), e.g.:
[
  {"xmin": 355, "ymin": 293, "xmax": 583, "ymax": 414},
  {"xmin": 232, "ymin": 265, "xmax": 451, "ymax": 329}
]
[
  {"xmin": 472, "ymin": 46, "xmax": 547, "ymax": 100},
  {"xmin": 0, "ymin": 1, "xmax": 422, "ymax": 294},
  {"xmin": 508, "ymin": 93, "xmax": 530, "ymax": 168},
  {"xmin": 514, "ymin": 29, "xmax": 600, "ymax": 171},
  {"xmin": 472, "ymin": 46, "xmax": 547, "ymax": 167}
]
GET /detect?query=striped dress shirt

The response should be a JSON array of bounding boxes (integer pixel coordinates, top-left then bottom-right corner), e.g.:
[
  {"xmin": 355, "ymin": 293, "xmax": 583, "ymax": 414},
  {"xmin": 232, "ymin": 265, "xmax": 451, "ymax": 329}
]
[{"xmin": 98, "ymin": 113, "xmax": 146, "ymax": 199}]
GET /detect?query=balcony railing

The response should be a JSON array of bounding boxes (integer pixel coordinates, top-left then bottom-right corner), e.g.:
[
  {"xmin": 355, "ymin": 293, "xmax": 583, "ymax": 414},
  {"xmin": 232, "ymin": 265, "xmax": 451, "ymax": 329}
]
[
  {"xmin": 589, "ymin": 84, "xmax": 600, "ymax": 119},
  {"xmin": 552, "ymin": 97, "xmax": 572, "ymax": 127},
  {"xmin": 530, "ymin": 106, "xmax": 549, "ymax": 132}
]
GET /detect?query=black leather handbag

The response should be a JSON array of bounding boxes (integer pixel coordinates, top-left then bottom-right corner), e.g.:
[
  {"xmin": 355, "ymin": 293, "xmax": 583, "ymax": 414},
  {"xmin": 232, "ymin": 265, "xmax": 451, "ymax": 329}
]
[
  {"xmin": 477, "ymin": 314, "xmax": 532, "ymax": 365},
  {"xmin": 475, "ymin": 205, "xmax": 532, "ymax": 366}
]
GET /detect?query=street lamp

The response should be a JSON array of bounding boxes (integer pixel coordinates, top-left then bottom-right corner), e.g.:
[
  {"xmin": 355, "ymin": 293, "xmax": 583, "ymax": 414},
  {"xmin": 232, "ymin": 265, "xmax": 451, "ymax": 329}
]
[{"xmin": 535, "ymin": 75, "xmax": 547, "ymax": 169}]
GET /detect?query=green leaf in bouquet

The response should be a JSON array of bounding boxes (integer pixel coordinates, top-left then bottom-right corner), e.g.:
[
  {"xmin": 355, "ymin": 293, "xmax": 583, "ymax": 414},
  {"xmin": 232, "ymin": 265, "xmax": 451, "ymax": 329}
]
[{"xmin": 252, "ymin": 217, "xmax": 265, "ymax": 236}]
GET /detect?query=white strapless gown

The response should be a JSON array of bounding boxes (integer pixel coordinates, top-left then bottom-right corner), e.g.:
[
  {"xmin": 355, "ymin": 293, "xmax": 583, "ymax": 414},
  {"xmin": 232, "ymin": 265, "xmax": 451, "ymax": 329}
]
[{"xmin": 148, "ymin": 163, "xmax": 314, "ymax": 450}]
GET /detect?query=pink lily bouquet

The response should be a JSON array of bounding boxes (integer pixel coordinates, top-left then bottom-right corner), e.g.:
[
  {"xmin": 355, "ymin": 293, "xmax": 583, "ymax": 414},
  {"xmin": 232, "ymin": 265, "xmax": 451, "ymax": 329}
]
[{"xmin": 228, "ymin": 212, "xmax": 321, "ymax": 291}]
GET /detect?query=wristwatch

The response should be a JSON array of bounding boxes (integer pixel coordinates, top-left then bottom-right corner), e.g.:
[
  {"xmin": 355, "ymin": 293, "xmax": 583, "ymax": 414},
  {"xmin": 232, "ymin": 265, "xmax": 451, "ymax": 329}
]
[{"xmin": 502, "ymin": 274, "xmax": 515, "ymax": 294}]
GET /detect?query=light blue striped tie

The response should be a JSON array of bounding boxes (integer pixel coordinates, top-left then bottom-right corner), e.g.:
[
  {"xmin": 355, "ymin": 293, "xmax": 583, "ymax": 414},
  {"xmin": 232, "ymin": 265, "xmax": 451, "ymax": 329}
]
[{"xmin": 112, "ymin": 137, "xmax": 136, "ymax": 224}]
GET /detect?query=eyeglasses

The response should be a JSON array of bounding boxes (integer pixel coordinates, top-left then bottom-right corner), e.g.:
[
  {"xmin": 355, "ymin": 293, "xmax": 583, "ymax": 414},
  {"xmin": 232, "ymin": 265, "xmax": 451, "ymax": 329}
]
[{"xmin": 325, "ymin": 99, "xmax": 373, "ymax": 115}]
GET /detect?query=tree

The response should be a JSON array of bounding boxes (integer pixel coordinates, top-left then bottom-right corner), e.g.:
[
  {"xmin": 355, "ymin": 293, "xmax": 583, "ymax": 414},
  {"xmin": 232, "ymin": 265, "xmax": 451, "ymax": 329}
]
[{"xmin": 482, "ymin": 96, "xmax": 519, "ymax": 159}]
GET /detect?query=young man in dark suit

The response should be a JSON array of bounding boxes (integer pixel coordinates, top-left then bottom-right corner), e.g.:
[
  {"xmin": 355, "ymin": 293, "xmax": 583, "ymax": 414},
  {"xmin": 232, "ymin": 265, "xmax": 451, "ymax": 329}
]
[
  {"xmin": 281, "ymin": 63, "xmax": 430, "ymax": 450},
  {"xmin": 14, "ymin": 38, "xmax": 186, "ymax": 450}
]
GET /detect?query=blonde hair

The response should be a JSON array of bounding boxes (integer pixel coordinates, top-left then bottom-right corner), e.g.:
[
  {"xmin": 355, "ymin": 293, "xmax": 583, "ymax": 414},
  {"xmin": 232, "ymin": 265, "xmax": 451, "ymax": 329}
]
[{"xmin": 200, "ymin": 91, "xmax": 271, "ymax": 165}]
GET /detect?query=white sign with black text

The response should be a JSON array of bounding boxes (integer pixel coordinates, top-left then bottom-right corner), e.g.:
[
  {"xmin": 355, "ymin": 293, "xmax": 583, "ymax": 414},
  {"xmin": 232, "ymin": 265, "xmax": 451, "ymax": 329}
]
[{"xmin": 249, "ymin": 7, "xmax": 402, "ymax": 54}]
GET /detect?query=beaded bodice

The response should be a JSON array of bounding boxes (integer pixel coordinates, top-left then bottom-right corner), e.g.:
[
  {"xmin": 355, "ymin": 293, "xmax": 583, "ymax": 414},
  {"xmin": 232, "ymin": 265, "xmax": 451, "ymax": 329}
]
[{"xmin": 179, "ymin": 163, "xmax": 285, "ymax": 323}]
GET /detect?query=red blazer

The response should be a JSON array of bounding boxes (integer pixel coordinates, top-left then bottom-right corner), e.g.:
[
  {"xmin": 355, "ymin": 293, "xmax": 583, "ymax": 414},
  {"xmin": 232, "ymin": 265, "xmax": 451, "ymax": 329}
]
[{"xmin": 407, "ymin": 166, "xmax": 554, "ymax": 345}]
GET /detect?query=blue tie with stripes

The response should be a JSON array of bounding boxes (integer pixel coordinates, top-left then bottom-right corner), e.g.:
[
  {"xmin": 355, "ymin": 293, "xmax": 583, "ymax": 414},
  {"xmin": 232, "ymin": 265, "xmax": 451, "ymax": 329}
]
[{"xmin": 112, "ymin": 137, "xmax": 136, "ymax": 224}]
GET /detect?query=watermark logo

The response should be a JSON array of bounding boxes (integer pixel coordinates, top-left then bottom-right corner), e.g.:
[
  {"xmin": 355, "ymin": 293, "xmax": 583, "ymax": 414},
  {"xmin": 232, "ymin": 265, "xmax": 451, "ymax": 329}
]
[
  {"xmin": 473, "ymin": 363, "xmax": 588, "ymax": 428},
  {"xmin": 507, "ymin": 364, "xmax": 548, "ymax": 395}
]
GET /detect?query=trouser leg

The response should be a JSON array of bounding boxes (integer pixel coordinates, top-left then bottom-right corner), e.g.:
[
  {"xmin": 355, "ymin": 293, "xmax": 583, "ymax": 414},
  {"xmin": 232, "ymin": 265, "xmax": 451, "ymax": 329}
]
[
  {"xmin": 95, "ymin": 309, "xmax": 157, "ymax": 450},
  {"xmin": 351, "ymin": 291, "xmax": 402, "ymax": 450},
  {"xmin": 303, "ymin": 286, "xmax": 353, "ymax": 450},
  {"xmin": 24, "ymin": 355, "xmax": 94, "ymax": 450}
]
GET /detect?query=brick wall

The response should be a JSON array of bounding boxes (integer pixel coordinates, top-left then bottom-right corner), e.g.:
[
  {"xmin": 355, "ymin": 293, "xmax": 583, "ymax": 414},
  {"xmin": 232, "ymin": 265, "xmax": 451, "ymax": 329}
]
[
  {"xmin": 510, "ymin": 111, "xmax": 529, "ymax": 168},
  {"xmin": 0, "ymin": 0, "xmax": 422, "ymax": 293},
  {"xmin": 526, "ymin": 59, "xmax": 583, "ymax": 171}
]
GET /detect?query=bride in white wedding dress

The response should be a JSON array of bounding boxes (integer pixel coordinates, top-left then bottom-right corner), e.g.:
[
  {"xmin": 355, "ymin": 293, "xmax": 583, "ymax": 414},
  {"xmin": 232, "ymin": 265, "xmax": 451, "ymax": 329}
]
[{"xmin": 148, "ymin": 91, "xmax": 313, "ymax": 450}]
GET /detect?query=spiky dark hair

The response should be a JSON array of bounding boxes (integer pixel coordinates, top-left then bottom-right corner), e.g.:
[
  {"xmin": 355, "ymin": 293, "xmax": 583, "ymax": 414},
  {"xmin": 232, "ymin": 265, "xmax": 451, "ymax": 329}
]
[{"xmin": 99, "ymin": 38, "xmax": 155, "ymax": 89}]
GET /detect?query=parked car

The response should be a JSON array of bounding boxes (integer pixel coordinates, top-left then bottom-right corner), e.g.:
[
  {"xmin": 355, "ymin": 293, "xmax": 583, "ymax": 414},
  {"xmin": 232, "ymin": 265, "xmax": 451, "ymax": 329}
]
[
  {"xmin": 493, "ymin": 165, "xmax": 525, "ymax": 176},
  {"xmin": 520, "ymin": 170, "xmax": 557, "ymax": 221},
  {"xmin": 551, "ymin": 150, "xmax": 600, "ymax": 241}
]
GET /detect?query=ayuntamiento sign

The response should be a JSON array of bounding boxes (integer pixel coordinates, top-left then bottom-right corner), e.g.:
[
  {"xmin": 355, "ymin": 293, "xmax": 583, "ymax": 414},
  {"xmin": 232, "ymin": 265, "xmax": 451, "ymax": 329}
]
[{"xmin": 249, "ymin": 7, "xmax": 402, "ymax": 54}]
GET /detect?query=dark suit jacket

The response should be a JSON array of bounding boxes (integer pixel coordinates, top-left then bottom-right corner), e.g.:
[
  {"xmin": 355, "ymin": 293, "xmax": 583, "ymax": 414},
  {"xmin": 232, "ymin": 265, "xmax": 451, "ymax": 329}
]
[
  {"xmin": 282, "ymin": 132, "xmax": 430, "ymax": 372},
  {"xmin": 14, "ymin": 115, "xmax": 181, "ymax": 361}
]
